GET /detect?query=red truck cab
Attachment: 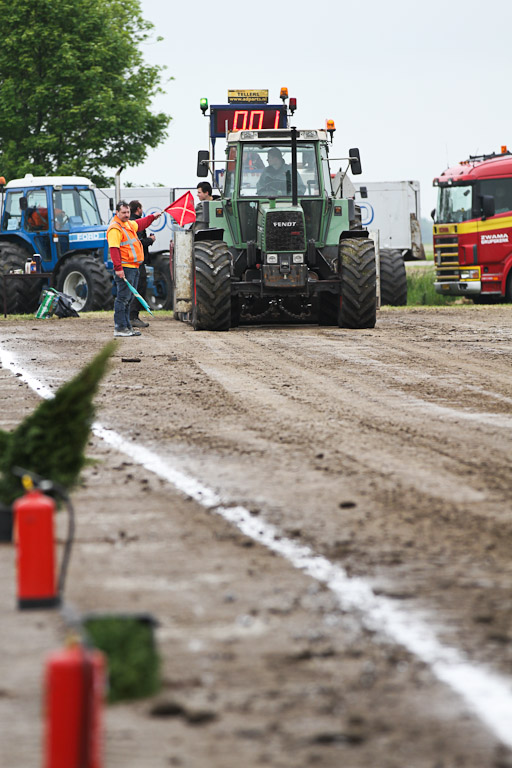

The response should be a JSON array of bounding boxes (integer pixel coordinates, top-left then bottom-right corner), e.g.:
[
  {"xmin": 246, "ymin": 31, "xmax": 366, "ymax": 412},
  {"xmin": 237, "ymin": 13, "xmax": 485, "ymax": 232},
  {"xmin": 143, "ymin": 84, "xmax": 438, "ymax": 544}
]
[{"xmin": 433, "ymin": 149, "xmax": 512, "ymax": 302}]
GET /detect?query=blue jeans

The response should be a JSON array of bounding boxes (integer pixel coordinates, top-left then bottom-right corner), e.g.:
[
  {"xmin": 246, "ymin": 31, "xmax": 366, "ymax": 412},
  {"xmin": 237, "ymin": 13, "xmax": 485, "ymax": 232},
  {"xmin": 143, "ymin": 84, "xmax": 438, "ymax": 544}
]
[{"xmin": 114, "ymin": 267, "xmax": 139, "ymax": 329}]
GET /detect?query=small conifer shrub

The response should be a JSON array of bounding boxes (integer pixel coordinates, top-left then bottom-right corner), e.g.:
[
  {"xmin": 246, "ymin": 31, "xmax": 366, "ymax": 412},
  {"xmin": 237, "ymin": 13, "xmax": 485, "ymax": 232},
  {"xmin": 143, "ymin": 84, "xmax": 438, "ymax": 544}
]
[{"xmin": 0, "ymin": 341, "xmax": 115, "ymax": 505}]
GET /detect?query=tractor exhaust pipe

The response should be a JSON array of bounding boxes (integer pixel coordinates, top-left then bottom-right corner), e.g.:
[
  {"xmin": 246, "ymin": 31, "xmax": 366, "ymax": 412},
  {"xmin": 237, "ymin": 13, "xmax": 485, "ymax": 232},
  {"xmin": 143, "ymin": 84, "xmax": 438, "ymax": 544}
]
[
  {"xmin": 291, "ymin": 126, "xmax": 298, "ymax": 207},
  {"xmin": 114, "ymin": 166, "xmax": 124, "ymax": 206}
]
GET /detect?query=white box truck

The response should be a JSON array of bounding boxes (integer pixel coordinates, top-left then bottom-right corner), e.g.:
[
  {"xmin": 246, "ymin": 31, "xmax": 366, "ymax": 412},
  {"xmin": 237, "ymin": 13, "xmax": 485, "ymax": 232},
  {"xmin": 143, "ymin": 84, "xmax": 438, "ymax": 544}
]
[
  {"xmin": 353, "ymin": 180, "xmax": 425, "ymax": 261},
  {"xmin": 353, "ymin": 180, "xmax": 426, "ymax": 306},
  {"xmin": 331, "ymin": 176, "xmax": 424, "ymax": 304}
]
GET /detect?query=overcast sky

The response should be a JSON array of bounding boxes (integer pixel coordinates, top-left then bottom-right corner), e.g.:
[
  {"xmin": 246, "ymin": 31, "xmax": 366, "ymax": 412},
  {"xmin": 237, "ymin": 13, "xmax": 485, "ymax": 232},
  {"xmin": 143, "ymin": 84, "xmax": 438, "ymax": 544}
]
[{"xmin": 133, "ymin": 0, "xmax": 512, "ymax": 218}]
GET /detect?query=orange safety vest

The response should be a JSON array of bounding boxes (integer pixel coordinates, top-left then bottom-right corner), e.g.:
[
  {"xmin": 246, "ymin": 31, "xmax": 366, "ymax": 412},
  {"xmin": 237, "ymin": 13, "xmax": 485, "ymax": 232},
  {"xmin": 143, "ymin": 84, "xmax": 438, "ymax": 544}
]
[
  {"xmin": 107, "ymin": 217, "xmax": 144, "ymax": 267},
  {"xmin": 28, "ymin": 207, "xmax": 49, "ymax": 229}
]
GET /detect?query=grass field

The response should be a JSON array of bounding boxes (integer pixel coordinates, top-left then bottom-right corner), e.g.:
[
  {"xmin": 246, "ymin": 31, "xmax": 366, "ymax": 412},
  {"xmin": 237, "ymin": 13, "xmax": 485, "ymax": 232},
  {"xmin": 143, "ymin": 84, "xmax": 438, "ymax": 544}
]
[{"xmin": 406, "ymin": 268, "xmax": 456, "ymax": 306}]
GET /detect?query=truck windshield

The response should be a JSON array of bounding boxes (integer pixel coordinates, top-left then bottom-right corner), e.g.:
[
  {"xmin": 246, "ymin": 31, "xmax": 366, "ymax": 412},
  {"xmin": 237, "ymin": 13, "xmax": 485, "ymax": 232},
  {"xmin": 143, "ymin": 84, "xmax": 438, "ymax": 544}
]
[
  {"xmin": 240, "ymin": 143, "xmax": 319, "ymax": 198},
  {"xmin": 52, "ymin": 188, "xmax": 101, "ymax": 229},
  {"xmin": 437, "ymin": 184, "xmax": 473, "ymax": 223}
]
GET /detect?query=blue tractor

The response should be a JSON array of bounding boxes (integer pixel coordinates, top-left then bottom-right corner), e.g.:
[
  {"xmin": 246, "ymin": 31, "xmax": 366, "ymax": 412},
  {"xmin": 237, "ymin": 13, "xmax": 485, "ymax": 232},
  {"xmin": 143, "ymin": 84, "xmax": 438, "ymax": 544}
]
[{"xmin": 0, "ymin": 174, "xmax": 114, "ymax": 313}]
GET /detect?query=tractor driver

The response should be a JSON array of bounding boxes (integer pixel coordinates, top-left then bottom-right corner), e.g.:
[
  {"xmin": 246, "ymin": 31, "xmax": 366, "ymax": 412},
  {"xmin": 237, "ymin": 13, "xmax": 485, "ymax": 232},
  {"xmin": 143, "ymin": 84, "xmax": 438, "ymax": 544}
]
[
  {"xmin": 26, "ymin": 206, "xmax": 49, "ymax": 230},
  {"xmin": 27, "ymin": 205, "xmax": 67, "ymax": 230},
  {"xmin": 256, "ymin": 147, "xmax": 305, "ymax": 197}
]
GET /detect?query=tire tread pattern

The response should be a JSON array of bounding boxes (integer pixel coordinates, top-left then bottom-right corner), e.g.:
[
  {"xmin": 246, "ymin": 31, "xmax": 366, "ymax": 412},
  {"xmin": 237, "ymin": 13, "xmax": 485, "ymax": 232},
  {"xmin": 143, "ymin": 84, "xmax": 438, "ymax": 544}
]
[
  {"xmin": 193, "ymin": 241, "xmax": 231, "ymax": 331},
  {"xmin": 149, "ymin": 252, "xmax": 173, "ymax": 311},
  {"xmin": 339, "ymin": 238, "xmax": 377, "ymax": 328},
  {"xmin": 0, "ymin": 243, "xmax": 44, "ymax": 313},
  {"xmin": 57, "ymin": 254, "xmax": 112, "ymax": 311},
  {"xmin": 379, "ymin": 249, "xmax": 407, "ymax": 306}
]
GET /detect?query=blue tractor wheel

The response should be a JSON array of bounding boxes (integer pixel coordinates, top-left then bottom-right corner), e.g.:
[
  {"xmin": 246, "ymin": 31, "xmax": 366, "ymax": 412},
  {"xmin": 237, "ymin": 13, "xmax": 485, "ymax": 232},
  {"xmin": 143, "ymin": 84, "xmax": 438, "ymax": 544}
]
[
  {"xmin": 0, "ymin": 241, "xmax": 44, "ymax": 314},
  {"xmin": 56, "ymin": 254, "xmax": 113, "ymax": 312},
  {"xmin": 147, "ymin": 253, "xmax": 173, "ymax": 311}
]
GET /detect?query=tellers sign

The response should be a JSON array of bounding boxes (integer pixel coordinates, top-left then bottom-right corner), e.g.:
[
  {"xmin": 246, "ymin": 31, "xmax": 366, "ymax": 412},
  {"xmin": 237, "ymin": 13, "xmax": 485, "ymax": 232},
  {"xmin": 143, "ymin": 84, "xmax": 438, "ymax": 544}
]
[
  {"xmin": 228, "ymin": 89, "xmax": 268, "ymax": 103},
  {"xmin": 210, "ymin": 105, "xmax": 287, "ymax": 139}
]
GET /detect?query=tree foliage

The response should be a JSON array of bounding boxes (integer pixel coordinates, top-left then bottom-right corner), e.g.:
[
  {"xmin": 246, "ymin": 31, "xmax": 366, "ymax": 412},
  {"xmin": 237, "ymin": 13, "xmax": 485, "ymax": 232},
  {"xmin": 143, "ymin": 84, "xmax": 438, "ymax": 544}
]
[
  {"xmin": 0, "ymin": 0, "xmax": 171, "ymax": 185},
  {"xmin": 0, "ymin": 341, "xmax": 115, "ymax": 505}
]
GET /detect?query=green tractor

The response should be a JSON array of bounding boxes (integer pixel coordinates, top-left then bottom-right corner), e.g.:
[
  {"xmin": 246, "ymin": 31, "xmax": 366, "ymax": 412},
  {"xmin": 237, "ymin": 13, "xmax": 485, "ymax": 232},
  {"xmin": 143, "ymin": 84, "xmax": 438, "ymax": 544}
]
[{"xmin": 171, "ymin": 95, "xmax": 377, "ymax": 330}]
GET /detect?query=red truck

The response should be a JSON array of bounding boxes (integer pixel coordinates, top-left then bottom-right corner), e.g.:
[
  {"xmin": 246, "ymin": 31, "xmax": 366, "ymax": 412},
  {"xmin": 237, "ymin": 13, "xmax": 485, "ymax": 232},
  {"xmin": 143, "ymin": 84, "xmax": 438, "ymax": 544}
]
[{"xmin": 433, "ymin": 147, "xmax": 512, "ymax": 302}]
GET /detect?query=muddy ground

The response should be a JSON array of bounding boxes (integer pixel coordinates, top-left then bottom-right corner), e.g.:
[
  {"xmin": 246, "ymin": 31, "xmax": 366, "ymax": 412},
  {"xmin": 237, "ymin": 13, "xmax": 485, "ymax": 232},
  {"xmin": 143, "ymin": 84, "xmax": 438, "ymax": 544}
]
[{"xmin": 1, "ymin": 304, "xmax": 512, "ymax": 768}]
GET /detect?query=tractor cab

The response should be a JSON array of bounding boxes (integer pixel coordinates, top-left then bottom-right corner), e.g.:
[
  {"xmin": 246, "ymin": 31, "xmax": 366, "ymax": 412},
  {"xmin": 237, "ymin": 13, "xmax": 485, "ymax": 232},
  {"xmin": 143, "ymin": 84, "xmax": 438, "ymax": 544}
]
[
  {"xmin": 222, "ymin": 130, "xmax": 330, "ymax": 252},
  {"xmin": 0, "ymin": 174, "xmax": 113, "ymax": 313},
  {"xmin": 2, "ymin": 175, "xmax": 107, "ymax": 269}
]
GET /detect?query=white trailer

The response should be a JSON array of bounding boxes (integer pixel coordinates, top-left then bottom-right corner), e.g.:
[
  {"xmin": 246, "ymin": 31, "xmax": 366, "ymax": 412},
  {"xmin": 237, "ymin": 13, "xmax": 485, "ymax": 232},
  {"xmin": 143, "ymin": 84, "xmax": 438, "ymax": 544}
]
[{"xmin": 353, "ymin": 180, "xmax": 425, "ymax": 261}]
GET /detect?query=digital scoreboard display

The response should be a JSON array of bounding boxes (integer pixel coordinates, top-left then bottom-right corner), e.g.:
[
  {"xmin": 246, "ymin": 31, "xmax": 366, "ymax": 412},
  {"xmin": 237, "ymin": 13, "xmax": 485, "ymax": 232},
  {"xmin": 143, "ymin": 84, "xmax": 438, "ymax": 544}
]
[{"xmin": 210, "ymin": 105, "xmax": 287, "ymax": 138}]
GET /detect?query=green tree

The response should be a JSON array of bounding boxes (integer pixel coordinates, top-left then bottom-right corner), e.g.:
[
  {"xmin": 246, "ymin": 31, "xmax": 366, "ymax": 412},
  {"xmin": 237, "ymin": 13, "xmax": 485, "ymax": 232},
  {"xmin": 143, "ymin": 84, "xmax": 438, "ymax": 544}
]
[
  {"xmin": 0, "ymin": 0, "xmax": 171, "ymax": 185},
  {"xmin": 0, "ymin": 341, "xmax": 115, "ymax": 505}
]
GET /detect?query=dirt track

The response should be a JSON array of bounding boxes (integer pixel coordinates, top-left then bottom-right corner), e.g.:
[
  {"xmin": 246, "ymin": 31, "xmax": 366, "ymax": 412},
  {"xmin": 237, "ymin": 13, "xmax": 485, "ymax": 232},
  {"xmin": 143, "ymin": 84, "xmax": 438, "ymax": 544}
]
[{"xmin": 1, "ymin": 305, "xmax": 512, "ymax": 767}]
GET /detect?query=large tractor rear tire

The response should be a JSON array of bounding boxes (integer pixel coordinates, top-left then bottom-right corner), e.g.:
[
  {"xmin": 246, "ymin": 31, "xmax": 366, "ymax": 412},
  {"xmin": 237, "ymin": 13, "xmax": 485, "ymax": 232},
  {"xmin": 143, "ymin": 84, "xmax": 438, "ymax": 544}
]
[
  {"xmin": 0, "ymin": 242, "xmax": 44, "ymax": 314},
  {"xmin": 56, "ymin": 254, "xmax": 113, "ymax": 311},
  {"xmin": 338, "ymin": 238, "xmax": 377, "ymax": 329},
  {"xmin": 148, "ymin": 252, "xmax": 173, "ymax": 311},
  {"xmin": 379, "ymin": 249, "xmax": 407, "ymax": 306},
  {"xmin": 192, "ymin": 240, "xmax": 231, "ymax": 331}
]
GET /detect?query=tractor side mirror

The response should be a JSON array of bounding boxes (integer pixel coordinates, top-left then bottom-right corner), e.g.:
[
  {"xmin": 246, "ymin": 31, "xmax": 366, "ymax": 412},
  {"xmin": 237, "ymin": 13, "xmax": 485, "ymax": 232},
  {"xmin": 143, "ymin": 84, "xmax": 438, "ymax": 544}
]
[
  {"xmin": 359, "ymin": 186, "xmax": 368, "ymax": 199},
  {"xmin": 19, "ymin": 196, "xmax": 28, "ymax": 211},
  {"xmin": 481, "ymin": 194, "xmax": 495, "ymax": 219},
  {"xmin": 197, "ymin": 151, "xmax": 209, "ymax": 178},
  {"xmin": 349, "ymin": 148, "xmax": 362, "ymax": 176},
  {"xmin": 431, "ymin": 208, "xmax": 436, "ymax": 221},
  {"xmin": 109, "ymin": 197, "xmax": 114, "ymax": 211}
]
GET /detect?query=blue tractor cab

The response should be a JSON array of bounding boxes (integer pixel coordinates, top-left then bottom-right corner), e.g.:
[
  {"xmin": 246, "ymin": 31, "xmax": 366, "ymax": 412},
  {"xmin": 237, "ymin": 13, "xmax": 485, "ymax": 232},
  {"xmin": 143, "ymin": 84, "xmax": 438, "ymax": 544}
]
[{"xmin": 0, "ymin": 174, "xmax": 114, "ymax": 313}]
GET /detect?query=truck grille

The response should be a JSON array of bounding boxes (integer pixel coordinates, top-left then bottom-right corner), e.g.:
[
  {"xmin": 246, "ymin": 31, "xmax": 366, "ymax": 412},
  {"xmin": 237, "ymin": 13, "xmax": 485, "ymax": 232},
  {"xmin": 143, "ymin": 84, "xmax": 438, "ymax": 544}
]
[
  {"xmin": 265, "ymin": 211, "xmax": 305, "ymax": 252},
  {"xmin": 434, "ymin": 234, "xmax": 459, "ymax": 280}
]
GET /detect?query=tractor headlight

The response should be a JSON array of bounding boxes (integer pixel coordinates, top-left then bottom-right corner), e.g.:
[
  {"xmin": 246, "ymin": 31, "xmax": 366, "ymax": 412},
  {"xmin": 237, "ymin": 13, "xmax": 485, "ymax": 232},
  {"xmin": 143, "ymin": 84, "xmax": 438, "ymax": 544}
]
[
  {"xmin": 292, "ymin": 253, "xmax": 304, "ymax": 264},
  {"xmin": 460, "ymin": 269, "xmax": 479, "ymax": 280},
  {"xmin": 267, "ymin": 254, "xmax": 278, "ymax": 264}
]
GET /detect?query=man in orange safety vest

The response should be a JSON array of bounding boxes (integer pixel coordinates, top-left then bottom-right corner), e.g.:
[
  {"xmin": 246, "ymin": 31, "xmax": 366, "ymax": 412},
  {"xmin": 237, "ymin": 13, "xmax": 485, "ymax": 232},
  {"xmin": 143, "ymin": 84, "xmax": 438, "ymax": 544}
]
[{"xmin": 107, "ymin": 200, "xmax": 162, "ymax": 337}]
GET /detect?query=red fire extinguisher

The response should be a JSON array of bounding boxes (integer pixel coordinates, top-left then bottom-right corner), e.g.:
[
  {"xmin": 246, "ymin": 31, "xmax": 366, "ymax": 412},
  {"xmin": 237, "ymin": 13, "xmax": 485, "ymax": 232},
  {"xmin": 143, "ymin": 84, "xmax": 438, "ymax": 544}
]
[
  {"xmin": 43, "ymin": 640, "xmax": 105, "ymax": 768},
  {"xmin": 13, "ymin": 475, "xmax": 59, "ymax": 609},
  {"xmin": 13, "ymin": 472, "xmax": 75, "ymax": 610}
]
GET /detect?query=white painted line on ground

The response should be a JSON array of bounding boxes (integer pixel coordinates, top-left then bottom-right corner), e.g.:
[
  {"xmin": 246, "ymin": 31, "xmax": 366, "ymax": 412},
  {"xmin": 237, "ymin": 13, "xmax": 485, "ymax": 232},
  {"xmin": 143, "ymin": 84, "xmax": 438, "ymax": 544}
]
[
  {"xmin": 0, "ymin": 348, "xmax": 54, "ymax": 399},
  {"xmin": 2, "ymin": 345, "xmax": 512, "ymax": 749}
]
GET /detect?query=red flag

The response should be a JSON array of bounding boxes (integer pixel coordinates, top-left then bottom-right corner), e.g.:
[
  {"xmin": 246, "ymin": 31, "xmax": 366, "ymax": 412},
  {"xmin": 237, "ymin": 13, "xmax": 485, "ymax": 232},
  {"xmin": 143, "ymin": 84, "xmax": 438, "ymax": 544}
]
[{"xmin": 164, "ymin": 192, "xmax": 196, "ymax": 227}]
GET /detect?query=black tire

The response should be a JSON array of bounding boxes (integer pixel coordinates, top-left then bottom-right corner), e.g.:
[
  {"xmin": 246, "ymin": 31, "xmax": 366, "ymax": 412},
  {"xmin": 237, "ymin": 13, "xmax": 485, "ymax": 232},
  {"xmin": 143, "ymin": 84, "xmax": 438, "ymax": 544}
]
[
  {"xmin": 148, "ymin": 252, "xmax": 173, "ymax": 311},
  {"xmin": 0, "ymin": 241, "xmax": 44, "ymax": 314},
  {"xmin": 379, "ymin": 249, "xmax": 407, "ymax": 306},
  {"xmin": 339, "ymin": 238, "xmax": 377, "ymax": 328},
  {"xmin": 505, "ymin": 272, "xmax": 512, "ymax": 303},
  {"xmin": 56, "ymin": 254, "xmax": 112, "ymax": 311},
  {"xmin": 192, "ymin": 240, "xmax": 231, "ymax": 331},
  {"xmin": 473, "ymin": 294, "xmax": 501, "ymax": 305}
]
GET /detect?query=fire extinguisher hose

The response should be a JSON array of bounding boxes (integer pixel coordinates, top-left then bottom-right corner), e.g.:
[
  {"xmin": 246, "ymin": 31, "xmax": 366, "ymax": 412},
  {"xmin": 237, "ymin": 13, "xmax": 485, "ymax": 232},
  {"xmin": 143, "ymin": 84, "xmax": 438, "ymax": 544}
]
[{"xmin": 57, "ymin": 486, "xmax": 75, "ymax": 600}]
